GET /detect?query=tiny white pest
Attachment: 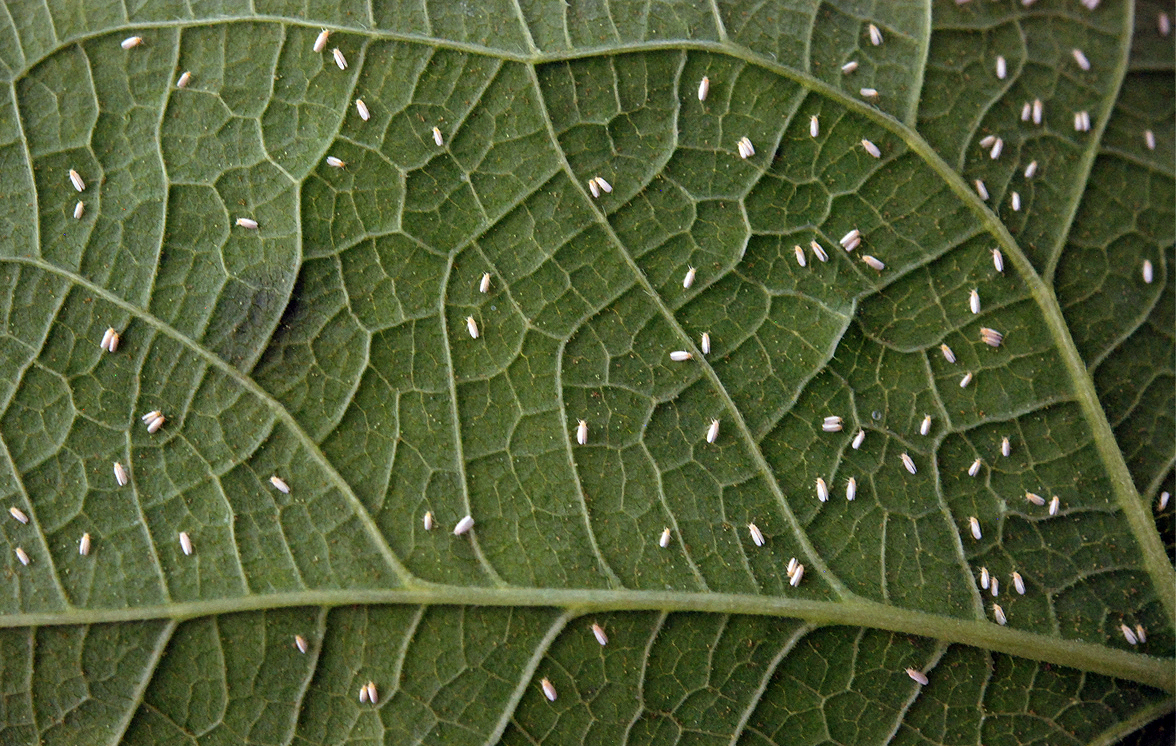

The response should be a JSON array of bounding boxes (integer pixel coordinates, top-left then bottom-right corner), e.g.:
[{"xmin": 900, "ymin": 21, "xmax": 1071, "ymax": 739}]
[
  {"xmin": 114, "ymin": 462, "xmax": 128, "ymax": 487},
  {"xmin": 842, "ymin": 235, "xmax": 860, "ymax": 252},
  {"xmin": 1025, "ymin": 492, "xmax": 1046, "ymax": 506},
  {"xmin": 974, "ymin": 179, "xmax": 989, "ymax": 200},
  {"xmin": 846, "ymin": 477, "xmax": 856, "ymax": 501},
  {"xmin": 121, "ymin": 36, "xmax": 143, "ymax": 49},
  {"xmin": 698, "ymin": 76, "xmax": 710, "ymax": 102},
  {"xmin": 979, "ymin": 135, "xmax": 996, "ymax": 148},
  {"xmin": 920, "ymin": 414, "xmax": 931, "ymax": 436},
  {"xmin": 1144, "ymin": 130, "xmax": 1156, "ymax": 151},
  {"xmin": 1000, "ymin": 436, "xmax": 1010, "ymax": 457},
  {"xmin": 1071, "ymin": 48, "xmax": 1090, "ymax": 71},
  {"xmin": 1048, "ymin": 495, "xmax": 1060, "ymax": 516},
  {"xmin": 587, "ymin": 178, "xmax": 600, "ymax": 198},
  {"xmin": 9, "ymin": 506, "xmax": 27, "ymax": 524},
  {"xmin": 69, "ymin": 169, "xmax": 86, "ymax": 192},
  {"xmin": 789, "ymin": 563, "xmax": 804, "ymax": 587},
  {"xmin": 466, "ymin": 316, "xmax": 479, "ymax": 339},
  {"xmin": 683, "ymin": 266, "xmax": 697, "ymax": 289},
  {"xmin": 423, "ymin": 511, "xmax": 434, "ymax": 530},
  {"xmin": 990, "ymin": 576, "xmax": 999, "ymax": 597},
  {"xmin": 366, "ymin": 681, "xmax": 379, "ymax": 705},
  {"xmin": 839, "ymin": 229, "xmax": 860, "ymax": 249},
  {"xmin": 969, "ymin": 458, "xmax": 982, "ymax": 477},
  {"xmin": 900, "ymin": 452, "xmax": 916, "ymax": 474},
  {"xmin": 1120, "ymin": 624, "xmax": 1138, "ymax": 645},
  {"xmin": 1142, "ymin": 260, "xmax": 1154, "ymax": 284},
  {"xmin": 990, "ymin": 138, "xmax": 1003, "ymax": 160},
  {"xmin": 822, "ymin": 416, "xmax": 843, "ymax": 432},
  {"xmin": 236, "ymin": 217, "xmax": 259, "ymax": 229},
  {"xmin": 577, "ymin": 419, "xmax": 588, "ymax": 445},
  {"xmin": 860, "ymin": 138, "xmax": 881, "ymax": 158},
  {"xmin": 326, "ymin": 156, "xmax": 346, "ymax": 168},
  {"xmin": 816, "ymin": 478, "xmax": 829, "ymax": 502},
  {"xmin": 868, "ymin": 23, "xmax": 883, "ymax": 45},
  {"xmin": 669, "ymin": 350, "xmax": 693, "ymax": 361},
  {"xmin": 980, "ymin": 327, "xmax": 1004, "ymax": 347},
  {"xmin": 810, "ymin": 115, "xmax": 819, "ymax": 138},
  {"xmin": 1158, "ymin": 491, "xmax": 1170, "ymax": 511},
  {"xmin": 905, "ymin": 668, "xmax": 928, "ymax": 686},
  {"xmin": 101, "ymin": 327, "xmax": 116, "ymax": 352},
  {"xmin": 15, "ymin": 547, "xmax": 29, "ymax": 566},
  {"xmin": 270, "ymin": 475, "xmax": 290, "ymax": 494},
  {"xmin": 980, "ymin": 566, "xmax": 990, "ymax": 589},
  {"xmin": 859, "ymin": 88, "xmax": 879, "ymax": 100},
  {"xmin": 453, "ymin": 515, "xmax": 475, "ymax": 535},
  {"xmin": 1032, "ymin": 98, "xmax": 1043, "ymax": 125},
  {"xmin": 862, "ymin": 255, "xmax": 885, "ymax": 271},
  {"xmin": 748, "ymin": 522, "xmax": 765, "ymax": 546},
  {"xmin": 706, "ymin": 419, "xmax": 720, "ymax": 444},
  {"xmin": 359, "ymin": 683, "xmax": 369, "ymax": 704},
  {"xmin": 295, "ymin": 634, "xmax": 308, "ymax": 653},
  {"xmin": 314, "ymin": 29, "xmax": 330, "ymax": 53},
  {"xmin": 1075, "ymin": 111, "xmax": 1091, "ymax": 132},
  {"xmin": 1024, "ymin": 160, "xmax": 1038, "ymax": 178},
  {"xmin": 992, "ymin": 248, "xmax": 1004, "ymax": 273},
  {"xmin": 993, "ymin": 603, "xmax": 1006, "ymax": 625},
  {"xmin": 701, "ymin": 332, "xmax": 711, "ymax": 355},
  {"xmin": 841, "ymin": 60, "xmax": 859, "ymax": 73},
  {"xmin": 1010, "ymin": 191, "xmax": 1021, "ymax": 211},
  {"xmin": 356, "ymin": 98, "xmax": 370, "ymax": 121},
  {"xmin": 968, "ymin": 516, "xmax": 981, "ymax": 540},
  {"xmin": 141, "ymin": 410, "xmax": 161, "ymax": 422},
  {"xmin": 591, "ymin": 623, "xmax": 609, "ymax": 646},
  {"xmin": 787, "ymin": 557, "xmax": 798, "ymax": 575},
  {"xmin": 737, "ymin": 136, "xmax": 755, "ymax": 159},
  {"xmin": 74, "ymin": 201, "xmax": 85, "ymax": 219},
  {"xmin": 810, "ymin": 240, "xmax": 828, "ymax": 262},
  {"xmin": 995, "ymin": 55, "xmax": 1007, "ymax": 79},
  {"xmin": 941, "ymin": 343, "xmax": 956, "ymax": 363},
  {"xmin": 1135, "ymin": 624, "xmax": 1147, "ymax": 643},
  {"xmin": 1021, "ymin": 101, "xmax": 1032, "ymax": 121},
  {"xmin": 147, "ymin": 414, "xmax": 166, "ymax": 433},
  {"xmin": 332, "ymin": 47, "xmax": 347, "ymax": 70},
  {"xmin": 177, "ymin": 71, "xmax": 192, "ymax": 88},
  {"xmin": 1012, "ymin": 571, "xmax": 1025, "ymax": 595},
  {"xmin": 480, "ymin": 272, "xmax": 492, "ymax": 293},
  {"xmin": 960, "ymin": 372, "xmax": 973, "ymax": 388},
  {"xmin": 593, "ymin": 177, "xmax": 613, "ymax": 194},
  {"xmin": 659, "ymin": 527, "xmax": 671, "ymax": 548},
  {"xmin": 541, "ymin": 677, "xmax": 558, "ymax": 701},
  {"xmin": 1161, "ymin": 11, "xmax": 1172, "ymax": 36},
  {"xmin": 79, "ymin": 532, "xmax": 91, "ymax": 556},
  {"xmin": 851, "ymin": 429, "xmax": 865, "ymax": 449},
  {"xmin": 179, "ymin": 531, "xmax": 192, "ymax": 555},
  {"xmin": 969, "ymin": 289, "xmax": 980, "ymax": 314}
]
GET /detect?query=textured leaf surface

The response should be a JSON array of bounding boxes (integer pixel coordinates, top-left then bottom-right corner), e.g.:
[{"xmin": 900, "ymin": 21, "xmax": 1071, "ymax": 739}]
[{"xmin": 0, "ymin": 0, "xmax": 1170, "ymax": 744}]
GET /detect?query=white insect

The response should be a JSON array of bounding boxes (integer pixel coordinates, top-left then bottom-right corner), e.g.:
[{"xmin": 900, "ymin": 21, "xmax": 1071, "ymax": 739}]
[
  {"xmin": 859, "ymin": 88, "xmax": 879, "ymax": 100},
  {"xmin": 430, "ymin": 126, "xmax": 444, "ymax": 146},
  {"xmin": 1074, "ymin": 111, "xmax": 1091, "ymax": 132},
  {"xmin": 868, "ymin": 23, "xmax": 883, "ymax": 46},
  {"xmin": 960, "ymin": 372, "xmax": 973, "ymax": 388},
  {"xmin": 332, "ymin": 47, "xmax": 347, "ymax": 70},
  {"xmin": 810, "ymin": 115, "xmax": 819, "ymax": 138},
  {"xmin": 697, "ymin": 76, "xmax": 710, "ymax": 102},
  {"xmin": 74, "ymin": 201, "xmax": 85, "ymax": 219},
  {"xmin": 541, "ymin": 677, "xmax": 558, "ymax": 701},
  {"xmin": 841, "ymin": 60, "xmax": 859, "ymax": 74},
  {"xmin": 1012, "ymin": 571, "xmax": 1025, "ymax": 595},
  {"xmin": 860, "ymin": 138, "xmax": 881, "ymax": 158},
  {"xmin": 270, "ymin": 475, "xmax": 290, "ymax": 494},
  {"xmin": 1071, "ymin": 48, "xmax": 1091, "ymax": 71},
  {"xmin": 1021, "ymin": 102, "xmax": 1032, "ymax": 121},
  {"xmin": 356, "ymin": 98, "xmax": 370, "ymax": 121},
  {"xmin": 9, "ymin": 506, "xmax": 27, "ymax": 524},
  {"xmin": 480, "ymin": 272, "xmax": 492, "ymax": 293},
  {"xmin": 846, "ymin": 477, "xmax": 857, "ymax": 501},
  {"xmin": 146, "ymin": 413, "xmax": 166, "ymax": 433},
  {"xmin": 969, "ymin": 289, "xmax": 980, "ymax": 314},
  {"xmin": 359, "ymin": 683, "xmax": 369, "ymax": 704},
  {"xmin": 15, "ymin": 547, "xmax": 29, "ymax": 566},
  {"xmin": 1120, "ymin": 624, "xmax": 1138, "ymax": 645},
  {"xmin": 906, "ymin": 668, "xmax": 928, "ymax": 686},
  {"xmin": 69, "ymin": 169, "xmax": 86, "ymax": 192},
  {"xmin": 992, "ymin": 248, "xmax": 1004, "ymax": 273},
  {"xmin": 995, "ymin": 55, "xmax": 1007, "ymax": 79},
  {"xmin": 993, "ymin": 603, "xmax": 1006, "ymax": 625},
  {"xmin": 789, "ymin": 563, "xmax": 805, "ymax": 587},
  {"xmin": 314, "ymin": 29, "xmax": 330, "ymax": 53},
  {"xmin": 423, "ymin": 511, "xmax": 434, "ymax": 530},
  {"xmin": 114, "ymin": 462, "xmax": 128, "ymax": 487},
  {"xmin": 1010, "ymin": 192, "xmax": 1021, "ymax": 212},
  {"xmin": 706, "ymin": 419, "xmax": 720, "ymax": 444},
  {"xmin": 683, "ymin": 266, "xmax": 697, "ymax": 288},
  {"xmin": 366, "ymin": 681, "xmax": 379, "ymax": 705},
  {"xmin": 980, "ymin": 566, "xmax": 989, "ymax": 589},
  {"xmin": 1000, "ymin": 436, "xmax": 1011, "ymax": 457},
  {"xmin": 839, "ymin": 229, "xmax": 860, "ymax": 249},
  {"xmin": 748, "ymin": 522, "xmax": 765, "ymax": 547},
  {"xmin": 979, "ymin": 135, "xmax": 996, "ymax": 148},
  {"xmin": 701, "ymin": 332, "xmax": 711, "ymax": 354},
  {"xmin": 1032, "ymin": 98, "xmax": 1043, "ymax": 125},
  {"xmin": 121, "ymin": 36, "xmax": 143, "ymax": 49},
  {"xmin": 669, "ymin": 351, "xmax": 693, "ymax": 361},
  {"xmin": 587, "ymin": 178, "xmax": 600, "ymax": 198},
  {"xmin": 1048, "ymin": 495, "xmax": 1060, "ymax": 516},
  {"xmin": 100, "ymin": 327, "xmax": 118, "ymax": 352},
  {"xmin": 968, "ymin": 516, "xmax": 981, "ymax": 540},
  {"xmin": 466, "ymin": 316, "xmax": 479, "ymax": 339},
  {"xmin": 1161, "ymin": 11, "xmax": 1172, "ymax": 36},
  {"xmin": 1025, "ymin": 492, "xmax": 1046, "ymax": 507},
  {"xmin": 990, "ymin": 576, "xmax": 999, "ymax": 597},
  {"xmin": 577, "ymin": 419, "xmax": 588, "ymax": 445},
  {"xmin": 591, "ymin": 623, "xmax": 609, "ymax": 646},
  {"xmin": 787, "ymin": 557, "xmax": 798, "ymax": 576},
  {"xmin": 1135, "ymin": 624, "xmax": 1147, "ymax": 643},
  {"xmin": 326, "ymin": 156, "xmax": 346, "ymax": 168},
  {"xmin": 453, "ymin": 515, "xmax": 475, "ymax": 535},
  {"xmin": 236, "ymin": 217, "xmax": 259, "ymax": 229},
  {"xmin": 900, "ymin": 453, "xmax": 916, "ymax": 474},
  {"xmin": 1138, "ymin": 259, "xmax": 1154, "ymax": 284},
  {"xmin": 177, "ymin": 71, "xmax": 192, "ymax": 88},
  {"xmin": 1024, "ymin": 160, "xmax": 1038, "ymax": 178},
  {"xmin": 920, "ymin": 414, "xmax": 931, "ymax": 436},
  {"xmin": 659, "ymin": 527, "xmax": 671, "ymax": 548},
  {"xmin": 990, "ymin": 138, "xmax": 1003, "ymax": 160},
  {"xmin": 1158, "ymin": 491, "xmax": 1170, "ymax": 511},
  {"xmin": 810, "ymin": 240, "xmax": 828, "ymax": 262},
  {"xmin": 737, "ymin": 137, "xmax": 755, "ymax": 159},
  {"xmin": 969, "ymin": 458, "xmax": 982, "ymax": 477},
  {"xmin": 79, "ymin": 533, "xmax": 91, "ymax": 556},
  {"xmin": 816, "ymin": 478, "xmax": 829, "ymax": 502},
  {"xmin": 179, "ymin": 531, "xmax": 193, "ymax": 555},
  {"xmin": 295, "ymin": 635, "xmax": 308, "ymax": 653},
  {"xmin": 974, "ymin": 179, "xmax": 989, "ymax": 201},
  {"xmin": 1144, "ymin": 130, "xmax": 1156, "ymax": 151},
  {"xmin": 141, "ymin": 410, "xmax": 161, "ymax": 423},
  {"xmin": 980, "ymin": 327, "xmax": 1004, "ymax": 347},
  {"xmin": 823, "ymin": 416, "xmax": 843, "ymax": 432},
  {"xmin": 939, "ymin": 343, "xmax": 956, "ymax": 363},
  {"xmin": 852, "ymin": 429, "xmax": 866, "ymax": 450},
  {"xmin": 862, "ymin": 255, "xmax": 885, "ymax": 271}
]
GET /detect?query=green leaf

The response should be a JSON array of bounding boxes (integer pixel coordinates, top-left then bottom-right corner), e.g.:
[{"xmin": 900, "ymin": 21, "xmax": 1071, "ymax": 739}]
[{"xmin": 0, "ymin": 1, "xmax": 1171, "ymax": 743}]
